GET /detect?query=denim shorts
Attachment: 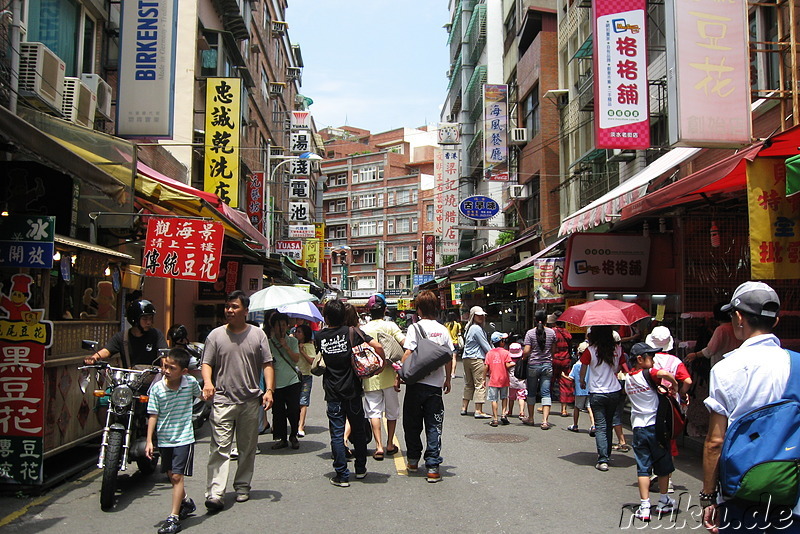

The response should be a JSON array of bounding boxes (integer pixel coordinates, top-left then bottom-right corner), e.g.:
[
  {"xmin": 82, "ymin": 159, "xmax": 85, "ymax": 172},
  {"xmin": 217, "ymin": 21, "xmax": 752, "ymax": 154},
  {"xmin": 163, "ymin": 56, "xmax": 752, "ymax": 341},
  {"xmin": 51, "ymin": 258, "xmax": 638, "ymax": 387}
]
[
  {"xmin": 299, "ymin": 375, "xmax": 313, "ymax": 406},
  {"xmin": 632, "ymin": 425, "xmax": 674, "ymax": 477},
  {"xmin": 160, "ymin": 443, "xmax": 194, "ymax": 476},
  {"xmin": 487, "ymin": 386, "xmax": 509, "ymax": 402}
]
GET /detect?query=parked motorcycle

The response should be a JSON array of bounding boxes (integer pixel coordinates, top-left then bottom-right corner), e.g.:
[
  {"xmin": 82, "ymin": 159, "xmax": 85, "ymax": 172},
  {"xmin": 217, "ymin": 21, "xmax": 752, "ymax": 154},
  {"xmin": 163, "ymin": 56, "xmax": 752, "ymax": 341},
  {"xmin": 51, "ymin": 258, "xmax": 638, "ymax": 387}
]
[{"xmin": 79, "ymin": 340, "xmax": 161, "ymax": 511}]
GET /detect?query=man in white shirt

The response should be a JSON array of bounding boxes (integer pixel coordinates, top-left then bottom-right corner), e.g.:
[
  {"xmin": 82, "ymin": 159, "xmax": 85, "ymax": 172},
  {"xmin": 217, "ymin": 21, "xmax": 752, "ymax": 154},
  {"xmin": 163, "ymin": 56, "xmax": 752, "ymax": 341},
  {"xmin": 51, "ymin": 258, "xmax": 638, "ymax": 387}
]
[{"xmin": 700, "ymin": 281, "xmax": 791, "ymax": 533}]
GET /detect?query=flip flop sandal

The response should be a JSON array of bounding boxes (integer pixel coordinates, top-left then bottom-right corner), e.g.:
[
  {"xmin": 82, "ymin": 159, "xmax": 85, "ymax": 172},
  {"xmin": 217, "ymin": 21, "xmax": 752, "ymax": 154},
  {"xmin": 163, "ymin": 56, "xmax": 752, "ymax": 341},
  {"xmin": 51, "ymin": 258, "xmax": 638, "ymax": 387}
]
[
  {"xmin": 385, "ymin": 446, "xmax": 399, "ymax": 455},
  {"xmin": 618, "ymin": 444, "xmax": 631, "ymax": 452},
  {"xmin": 373, "ymin": 451, "xmax": 385, "ymax": 461},
  {"xmin": 540, "ymin": 422, "xmax": 553, "ymax": 430}
]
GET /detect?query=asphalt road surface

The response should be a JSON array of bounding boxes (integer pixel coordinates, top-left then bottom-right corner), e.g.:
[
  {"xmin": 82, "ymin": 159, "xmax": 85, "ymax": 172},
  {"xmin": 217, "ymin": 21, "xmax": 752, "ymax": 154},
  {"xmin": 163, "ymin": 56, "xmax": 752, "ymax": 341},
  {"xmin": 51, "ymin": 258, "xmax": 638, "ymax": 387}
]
[{"xmin": 0, "ymin": 374, "xmax": 707, "ymax": 533}]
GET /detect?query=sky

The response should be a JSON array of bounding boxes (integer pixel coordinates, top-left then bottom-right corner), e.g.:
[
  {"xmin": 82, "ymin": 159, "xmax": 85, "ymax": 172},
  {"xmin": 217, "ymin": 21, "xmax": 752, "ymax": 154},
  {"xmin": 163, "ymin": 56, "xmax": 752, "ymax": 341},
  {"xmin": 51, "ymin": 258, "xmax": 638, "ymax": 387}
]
[{"xmin": 286, "ymin": 1, "xmax": 451, "ymax": 134}]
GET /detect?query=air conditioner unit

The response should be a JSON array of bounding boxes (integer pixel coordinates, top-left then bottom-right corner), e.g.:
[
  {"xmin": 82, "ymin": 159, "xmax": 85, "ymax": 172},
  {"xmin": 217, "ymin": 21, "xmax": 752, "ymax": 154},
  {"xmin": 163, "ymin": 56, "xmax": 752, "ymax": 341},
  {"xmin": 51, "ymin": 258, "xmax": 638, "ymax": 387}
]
[
  {"xmin": 271, "ymin": 20, "xmax": 288, "ymax": 35},
  {"xmin": 80, "ymin": 73, "xmax": 113, "ymax": 121},
  {"xmin": 61, "ymin": 77, "xmax": 97, "ymax": 128},
  {"xmin": 509, "ymin": 184, "xmax": 527, "ymax": 199},
  {"xmin": 286, "ymin": 67, "xmax": 301, "ymax": 81},
  {"xmin": 351, "ymin": 250, "xmax": 361, "ymax": 257},
  {"xmin": 510, "ymin": 127, "xmax": 529, "ymax": 145},
  {"xmin": 270, "ymin": 82, "xmax": 286, "ymax": 96},
  {"xmin": 19, "ymin": 42, "xmax": 66, "ymax": 113}
]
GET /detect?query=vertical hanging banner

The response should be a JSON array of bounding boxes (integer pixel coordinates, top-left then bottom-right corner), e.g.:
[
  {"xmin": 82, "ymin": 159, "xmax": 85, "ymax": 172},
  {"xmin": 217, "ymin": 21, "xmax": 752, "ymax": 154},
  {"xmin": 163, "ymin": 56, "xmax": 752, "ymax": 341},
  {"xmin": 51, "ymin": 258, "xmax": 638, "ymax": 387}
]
[
  {"xmin": 746, "ymin": 158, "xmax": 800, "ymax": 279},
  {"xmin": 116, "ymin": 0, "xmax": 177, "ymax": 137},
  {"xmin": 290, "ymin": 131, "xmax": 311, "ymax": 153},
  {"xmin": 666, "ymin": 0, "xmax": 751, "ymax": 147},
  {"xmin": 441, "ymin": 149, "xmax": 460, "ymax": 255},
  {"xmin": 423, "ymin": 235, "xmax": 436, "ymax": 272},
  {"xmin": 593, "ymin": 0, "xmax": 650, "ymax": 149},
  {"xmin": 142, "ymin": 218, "xmax": 225, "ymax": 282},
  {"xmin": 204, "ymin": 78, "xmax": 241, "ymax": 207},
  {"xmin": 304, "ymin": 239, "xmax": 320, "ymax": 280},
  {"xmin": 0, "ymin": 273, "xmax": 52, "ymax": 485},
  {"xmin": 433, "ymin": 148, "xmax": 444, "ymax": 236},
  {"xmin": 483, "ymin": 84, "xmax": 508, "ymax": 178},
  {"xmin": 534, "ymin": 257, "xmax": 566, "ymax": 304},
  {"xmin": 246, "ymin": 172, "xmax": 265, "ymax": 234}
]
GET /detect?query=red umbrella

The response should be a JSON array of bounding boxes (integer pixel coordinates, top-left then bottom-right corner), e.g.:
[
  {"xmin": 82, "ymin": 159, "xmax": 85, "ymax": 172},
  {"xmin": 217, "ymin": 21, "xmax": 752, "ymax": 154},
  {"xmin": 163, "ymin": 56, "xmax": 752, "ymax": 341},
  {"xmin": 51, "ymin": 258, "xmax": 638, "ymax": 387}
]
[{"xmin": 558, "ymin": 299, "xmax": 650, "ymax": 327}]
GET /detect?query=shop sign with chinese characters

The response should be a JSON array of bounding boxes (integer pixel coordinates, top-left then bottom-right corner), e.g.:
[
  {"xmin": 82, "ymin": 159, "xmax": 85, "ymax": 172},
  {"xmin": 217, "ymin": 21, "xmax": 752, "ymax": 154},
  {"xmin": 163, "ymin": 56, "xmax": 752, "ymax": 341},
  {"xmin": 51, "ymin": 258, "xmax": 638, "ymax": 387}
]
[
  {"xmin": 423, "ymin": 235, "xmax": 436, "ymax": 270},
  {"xmin": 483, "ymin": 84, "xmax": 508, "ymax": 168},
  {"xmin": 275, "ymin": 240, "xmax": 303, "ymax": 260},
  {"xmin": 534, "ymin": 258, "xmax": 566, "ymax": 304},
  {"xmin": 204, "ymin": 78, "xmax": 241, "ymax": 207},
  {"xmin": 142, "ymin": 218, "xmax": 224, "ymax": 282},
  {"xmin": 747, "ymin": 157, "xmax": 800, "ymax": 279},
  {"xmin": 246, "ymin": 172, "xmax": 264, "ymax": 234},
  {"xmin": 289, "ymin": 202, "xmax": 310, "ymax": 222},
  {"xmin": 459, "ymin": 195, "xmax": 499, "ymax": 221},
  {"xmin": 0, "ymin": 215, "xmax": 55, "ymax": 269},
  {"xmin": 289, "ymin": 179, "xmax": 310, "ymax": 200},
  {"xmin": 593, "ymin": 0, "xmax": 650, "ymax": 149},
  {"xmin": 0, "ymin": 273, "xmax": 52, "ymax": 485},
  {"xmin": 666, "ymin": 0, "xmax": 750, "ymax": 147},
  {"xmin": 288, "ymin": 225, "xmax": 315, "ymax": 238},
  {"xmin": 564, "ymin": 233, "xmax": 650, "ymax": 290},
  {"xmin": 291, "ymin": 131, "xmax": 311, "ymax": 153},
  {"xmin": 434, "ymin": 148, "xmax": 460, "ymax": 255}
]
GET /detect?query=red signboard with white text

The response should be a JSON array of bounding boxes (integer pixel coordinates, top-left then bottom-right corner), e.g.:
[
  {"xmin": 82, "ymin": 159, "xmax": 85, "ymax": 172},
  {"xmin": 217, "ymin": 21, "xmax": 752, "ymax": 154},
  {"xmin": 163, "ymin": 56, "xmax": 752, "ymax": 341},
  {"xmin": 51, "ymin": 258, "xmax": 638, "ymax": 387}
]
[
  {"xmin": 593, "ymin": 0, "xmax": 650, "ymax": 149},
  {"xmin": 143, "ymin": 218, "xmax": 225, "ymax": 282}
]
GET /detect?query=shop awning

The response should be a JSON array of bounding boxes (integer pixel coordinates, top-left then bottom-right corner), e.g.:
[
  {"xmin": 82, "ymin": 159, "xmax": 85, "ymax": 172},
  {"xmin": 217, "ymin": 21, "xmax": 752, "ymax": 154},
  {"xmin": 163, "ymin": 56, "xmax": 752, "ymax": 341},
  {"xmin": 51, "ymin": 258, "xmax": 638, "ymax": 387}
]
[
  {"xmin": 559, "ymin": 147, "xmax": 700, "ymax": 236},
  {"xmin": 434, "ymin": 231, "xmax": 540, "ymax": 278},
  {"xmin": 55, "ymin": 235, "xmax": 134, "ymax": 260},
  {"xmin": 620, "ymin": 125, "xmax": 800, "ymax": 219},
  {"xmin": 621, "ymin": 143, "xmax": 763, "ymax": 219},
  {"xmin": 0, "ymin": 106, "xmax": 129, "ymax": 205},
  {"xmin": 503, "ymin": 236, "xmax": 568, "ymax": 283}
]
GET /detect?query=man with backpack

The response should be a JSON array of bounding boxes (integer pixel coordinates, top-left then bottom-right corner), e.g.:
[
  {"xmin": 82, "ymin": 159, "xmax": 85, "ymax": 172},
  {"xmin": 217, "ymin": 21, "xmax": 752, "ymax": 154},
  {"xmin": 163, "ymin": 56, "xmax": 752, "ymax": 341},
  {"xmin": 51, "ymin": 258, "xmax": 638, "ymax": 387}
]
[{"xmin": 700, "ymin": 281, "xmax": 796, "ymax": 532}]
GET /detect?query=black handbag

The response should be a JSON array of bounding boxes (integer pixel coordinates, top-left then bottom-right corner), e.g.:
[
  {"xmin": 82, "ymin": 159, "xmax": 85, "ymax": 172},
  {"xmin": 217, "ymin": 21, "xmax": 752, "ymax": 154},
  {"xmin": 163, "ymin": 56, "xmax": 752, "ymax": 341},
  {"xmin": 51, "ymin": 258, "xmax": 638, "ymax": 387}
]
[{"xmin": 514, "ymin": 354, "xmax": 528, "ymax": 380}]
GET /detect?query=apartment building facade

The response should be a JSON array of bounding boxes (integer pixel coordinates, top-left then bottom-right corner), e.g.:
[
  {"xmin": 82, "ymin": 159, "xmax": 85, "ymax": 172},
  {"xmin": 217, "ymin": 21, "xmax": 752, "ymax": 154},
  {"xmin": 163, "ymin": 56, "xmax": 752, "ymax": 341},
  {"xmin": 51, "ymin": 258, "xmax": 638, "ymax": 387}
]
[{"xmin": 320, "ymin": 127, "xmax": 437, "ymax": 302}]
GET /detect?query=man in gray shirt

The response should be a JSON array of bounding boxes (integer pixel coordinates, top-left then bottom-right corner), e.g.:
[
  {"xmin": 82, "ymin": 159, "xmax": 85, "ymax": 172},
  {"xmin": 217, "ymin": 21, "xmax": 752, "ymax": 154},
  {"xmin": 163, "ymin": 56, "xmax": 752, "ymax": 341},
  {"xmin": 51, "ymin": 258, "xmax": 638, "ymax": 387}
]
[{"xmin": 202, "ymin": 290, "xmax": 274, "ymax": 512}]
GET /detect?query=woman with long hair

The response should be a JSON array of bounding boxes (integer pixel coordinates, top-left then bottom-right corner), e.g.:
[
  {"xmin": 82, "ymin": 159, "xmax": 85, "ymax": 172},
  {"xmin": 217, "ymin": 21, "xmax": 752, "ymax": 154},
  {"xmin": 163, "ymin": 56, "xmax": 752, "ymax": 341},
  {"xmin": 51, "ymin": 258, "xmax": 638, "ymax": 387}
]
[
  {"xmin": 460, "ymin": 306, "xmax": 493, "ymax": 419},
  {"xmin": 578, "ymin": 325, "xmax": 625, "ymax": 471},
  {"xmin": 522, "ymin": 309, "xmax": 557, "ymax": 429}
]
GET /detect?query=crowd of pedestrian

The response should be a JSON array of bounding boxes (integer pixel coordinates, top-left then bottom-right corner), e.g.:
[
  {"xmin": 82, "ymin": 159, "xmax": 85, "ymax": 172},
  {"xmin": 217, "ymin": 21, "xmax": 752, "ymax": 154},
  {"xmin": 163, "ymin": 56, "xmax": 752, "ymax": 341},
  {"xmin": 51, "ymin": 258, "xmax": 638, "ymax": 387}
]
[{"xmin": 133, "ymin": 279, "xmax": 797, "ymax": 534}]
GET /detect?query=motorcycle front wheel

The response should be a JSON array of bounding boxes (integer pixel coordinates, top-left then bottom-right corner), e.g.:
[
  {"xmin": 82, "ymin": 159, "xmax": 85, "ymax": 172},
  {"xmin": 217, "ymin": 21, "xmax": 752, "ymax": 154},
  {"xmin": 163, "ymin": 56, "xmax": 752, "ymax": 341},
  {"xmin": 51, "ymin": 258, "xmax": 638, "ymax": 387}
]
[{"xmin": 100, "ymin": 429, "xmax": 123, "ymax": 511}]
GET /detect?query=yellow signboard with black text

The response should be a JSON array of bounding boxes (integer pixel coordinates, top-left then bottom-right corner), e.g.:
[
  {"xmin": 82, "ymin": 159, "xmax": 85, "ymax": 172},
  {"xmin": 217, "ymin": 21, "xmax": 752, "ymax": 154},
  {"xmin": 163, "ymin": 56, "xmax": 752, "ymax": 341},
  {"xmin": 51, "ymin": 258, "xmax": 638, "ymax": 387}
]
[{"xmin": 204, "ymin": 78, "xmax": 241, "ymax": 207}]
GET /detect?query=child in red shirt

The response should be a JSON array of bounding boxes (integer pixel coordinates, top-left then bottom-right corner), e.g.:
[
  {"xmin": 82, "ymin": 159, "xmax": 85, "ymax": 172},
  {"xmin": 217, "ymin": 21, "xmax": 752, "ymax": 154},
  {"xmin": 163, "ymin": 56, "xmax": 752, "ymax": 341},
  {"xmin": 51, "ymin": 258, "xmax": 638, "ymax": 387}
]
[{"xmin": 484, "ymin": 332, "xmax": 514, "ymax": 427}]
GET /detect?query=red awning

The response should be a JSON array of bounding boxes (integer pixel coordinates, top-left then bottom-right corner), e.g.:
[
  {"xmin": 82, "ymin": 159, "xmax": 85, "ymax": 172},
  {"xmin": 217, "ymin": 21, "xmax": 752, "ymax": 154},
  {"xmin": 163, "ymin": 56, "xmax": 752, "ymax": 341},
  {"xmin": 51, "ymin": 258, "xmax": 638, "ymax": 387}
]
[
  {"xmin": 622, "ymin": 125, "xmax": 800, "ymax": 219},
  {"xmin": 136, "ymin": 160, "xmax": 269, "ymax": 249}
]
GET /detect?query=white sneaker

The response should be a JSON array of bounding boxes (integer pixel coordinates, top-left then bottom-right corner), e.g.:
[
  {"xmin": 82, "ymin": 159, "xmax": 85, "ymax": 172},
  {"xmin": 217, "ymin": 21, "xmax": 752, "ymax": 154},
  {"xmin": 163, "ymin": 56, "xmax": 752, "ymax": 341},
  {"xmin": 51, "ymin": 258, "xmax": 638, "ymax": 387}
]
[
  {"xmin": 634, "ymin": 504, "xmax": 651, "ymax": 522},
  {"xmin": 656, "ymin": 497, "xmax": 676, "ymax": 514}
]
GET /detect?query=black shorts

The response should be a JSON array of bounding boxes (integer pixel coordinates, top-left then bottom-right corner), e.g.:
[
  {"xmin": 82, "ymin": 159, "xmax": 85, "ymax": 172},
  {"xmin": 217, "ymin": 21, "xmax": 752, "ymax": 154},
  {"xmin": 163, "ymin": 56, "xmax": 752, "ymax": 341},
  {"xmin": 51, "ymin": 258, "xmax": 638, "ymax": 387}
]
[{"xmin": 160, "ymin": 443, "xmax": 194, "ymax": 476}]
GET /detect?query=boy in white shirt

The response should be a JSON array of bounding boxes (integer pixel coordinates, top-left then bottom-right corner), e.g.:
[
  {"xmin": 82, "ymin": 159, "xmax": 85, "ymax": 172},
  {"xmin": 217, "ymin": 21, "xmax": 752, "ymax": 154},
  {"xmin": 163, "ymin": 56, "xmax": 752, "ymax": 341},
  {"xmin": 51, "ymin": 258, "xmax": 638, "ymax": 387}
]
[{"xmin": 625, "ymin": 343, "xmax": 679, "ymax": 523}]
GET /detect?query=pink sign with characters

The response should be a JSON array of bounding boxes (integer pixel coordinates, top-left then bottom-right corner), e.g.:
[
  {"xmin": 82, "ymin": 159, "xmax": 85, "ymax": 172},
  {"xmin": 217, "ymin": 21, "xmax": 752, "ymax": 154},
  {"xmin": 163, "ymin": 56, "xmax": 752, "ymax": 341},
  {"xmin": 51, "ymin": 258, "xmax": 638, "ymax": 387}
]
[{"xmin": 593, "ymin": 0, "xmax": 650, "ymax": 149}]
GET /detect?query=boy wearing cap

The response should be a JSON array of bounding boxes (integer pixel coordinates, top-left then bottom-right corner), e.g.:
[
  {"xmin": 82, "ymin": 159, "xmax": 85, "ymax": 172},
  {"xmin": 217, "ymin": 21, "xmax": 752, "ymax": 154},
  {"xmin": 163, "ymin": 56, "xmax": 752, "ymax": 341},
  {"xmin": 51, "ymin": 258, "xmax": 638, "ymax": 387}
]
[
  {"xmin": 700, "ymin": 282, "xmax": 793, "ymax": 532},
  {"xmin": 625, "ymin": 343, "xmax": 680, "ymax": 522},
  {"xmin": 484, "ymin": 332, "xmax": 513, "ymax": 426}
]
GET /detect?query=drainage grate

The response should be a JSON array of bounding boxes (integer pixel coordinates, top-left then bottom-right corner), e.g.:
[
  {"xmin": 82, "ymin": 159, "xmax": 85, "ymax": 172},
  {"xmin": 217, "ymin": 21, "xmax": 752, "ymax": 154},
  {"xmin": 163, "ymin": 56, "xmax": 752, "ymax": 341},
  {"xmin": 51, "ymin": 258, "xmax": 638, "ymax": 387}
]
[{"xmin": 464, "ymin": 433, "xmax": 529, "ymax": 443}]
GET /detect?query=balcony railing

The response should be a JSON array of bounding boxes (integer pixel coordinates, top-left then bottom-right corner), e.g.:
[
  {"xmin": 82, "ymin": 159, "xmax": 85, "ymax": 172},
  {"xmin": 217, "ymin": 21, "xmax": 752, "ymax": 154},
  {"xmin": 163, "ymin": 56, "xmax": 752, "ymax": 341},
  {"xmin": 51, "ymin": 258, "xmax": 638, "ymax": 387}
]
[{"xmin": 577, "ymin": 69, "xmax": 594, "ymax": 112}]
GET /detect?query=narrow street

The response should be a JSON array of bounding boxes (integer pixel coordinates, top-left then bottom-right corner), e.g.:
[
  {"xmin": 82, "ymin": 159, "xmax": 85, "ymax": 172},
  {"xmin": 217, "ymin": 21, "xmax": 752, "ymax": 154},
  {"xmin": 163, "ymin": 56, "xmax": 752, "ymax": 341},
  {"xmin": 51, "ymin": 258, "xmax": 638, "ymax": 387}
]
[{"xmin": 0, "ymin": 374, "xmax": 706, "ymax": 534}]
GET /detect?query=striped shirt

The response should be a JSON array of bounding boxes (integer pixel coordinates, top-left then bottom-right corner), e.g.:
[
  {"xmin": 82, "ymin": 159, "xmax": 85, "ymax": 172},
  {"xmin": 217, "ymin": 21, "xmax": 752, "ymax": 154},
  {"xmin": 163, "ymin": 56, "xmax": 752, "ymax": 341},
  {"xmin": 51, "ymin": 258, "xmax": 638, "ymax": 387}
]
[{"xmin": 147, "ymin": 375, "xmax": 202, "ymax": 447}]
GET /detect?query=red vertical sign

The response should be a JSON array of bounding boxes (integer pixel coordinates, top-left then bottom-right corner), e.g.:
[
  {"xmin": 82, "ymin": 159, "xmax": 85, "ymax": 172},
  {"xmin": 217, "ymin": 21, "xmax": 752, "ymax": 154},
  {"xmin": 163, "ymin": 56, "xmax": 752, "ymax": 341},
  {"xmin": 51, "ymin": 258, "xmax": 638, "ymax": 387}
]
[
  {"xmin": 246, "ymin": 172, "xmax": 265, "ymax": 234},
  {"xmin": 0, "ymin": 273, "xmax": 52, "ymax": 485}
]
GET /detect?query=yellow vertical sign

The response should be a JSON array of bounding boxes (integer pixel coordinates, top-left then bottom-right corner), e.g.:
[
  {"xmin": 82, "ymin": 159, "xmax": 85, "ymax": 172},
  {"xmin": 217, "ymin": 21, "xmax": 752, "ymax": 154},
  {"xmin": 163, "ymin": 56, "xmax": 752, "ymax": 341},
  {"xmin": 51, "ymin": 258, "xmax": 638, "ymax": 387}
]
[
  {"xmin": 747, "ymin": 158, "xmax": 800, "ymax": 279},
  {"xmin": 304, "ymin": 239, "xmax": 320, "ymax": 279},
  {"xmin": 204, "ymin": 78, "xmax": 241, "ymax": 207}
]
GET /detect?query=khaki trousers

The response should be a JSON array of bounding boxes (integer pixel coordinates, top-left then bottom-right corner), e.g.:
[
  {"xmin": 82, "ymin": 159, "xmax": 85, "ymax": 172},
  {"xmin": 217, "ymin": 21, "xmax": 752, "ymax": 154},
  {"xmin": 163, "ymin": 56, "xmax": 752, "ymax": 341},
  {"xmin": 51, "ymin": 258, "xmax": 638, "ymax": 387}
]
[
  {"xmin": 206, "ymin": 397, "xmax": 261, "ymax": 499},
  {"xmin": 462, "ymin": 358, "xmax": 487, "ymax": 403}
]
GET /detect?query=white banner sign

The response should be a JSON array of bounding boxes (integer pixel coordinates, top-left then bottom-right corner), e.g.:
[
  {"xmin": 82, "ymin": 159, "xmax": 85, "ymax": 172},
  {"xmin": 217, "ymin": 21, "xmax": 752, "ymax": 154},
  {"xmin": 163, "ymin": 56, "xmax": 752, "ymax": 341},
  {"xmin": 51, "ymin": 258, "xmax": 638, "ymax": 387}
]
[
  {"xmin": 117, "ymin": 0, "xmax": 177, "ymax": 137},
  {"xmin": 564, "ymin": 233, "xmax": 651, "ymax": 290},
  {"xmin": 288, "ymin": 225, "xmax": 315, "ymax": 238}
]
